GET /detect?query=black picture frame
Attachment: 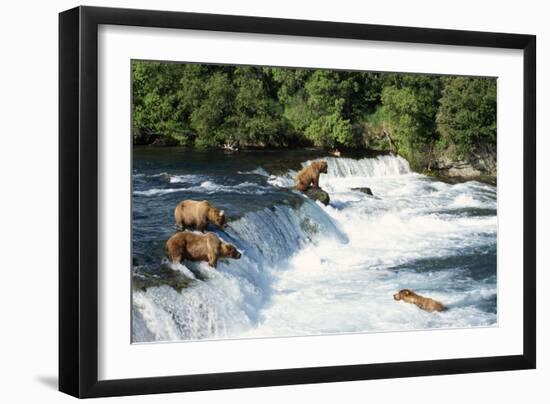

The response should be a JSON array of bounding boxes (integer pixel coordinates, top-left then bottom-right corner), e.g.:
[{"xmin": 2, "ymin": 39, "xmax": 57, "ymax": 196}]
[{"xmin": 59, "ymin": 5, "xmax": 536, "ymax": 398}]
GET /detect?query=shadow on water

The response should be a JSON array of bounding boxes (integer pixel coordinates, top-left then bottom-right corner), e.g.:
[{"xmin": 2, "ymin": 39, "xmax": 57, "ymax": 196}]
[
  {"xmin": 445, "ymin": 293, "xmax": 497, "ymax": 313},
  {"xmin": 386, "ymin": 246, "xmax": 496, "ymax": 282}
]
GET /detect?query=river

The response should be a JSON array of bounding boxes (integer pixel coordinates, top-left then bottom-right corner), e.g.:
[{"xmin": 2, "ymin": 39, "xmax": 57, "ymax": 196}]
[{"xmin": 131, "ymin": 147, "xmax": 497, "ymax": 342}]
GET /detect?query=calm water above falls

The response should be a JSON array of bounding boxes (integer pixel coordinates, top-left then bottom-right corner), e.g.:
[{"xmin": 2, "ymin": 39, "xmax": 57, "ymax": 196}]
[{"xmin": 132, "ymin": 147, "xmax": 497, "ymax": 342}]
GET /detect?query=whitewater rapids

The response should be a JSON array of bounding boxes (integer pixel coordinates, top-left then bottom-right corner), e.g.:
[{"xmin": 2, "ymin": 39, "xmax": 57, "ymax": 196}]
[{"xmin": 132, "ymin": 151, "xmax": 497, "ymax": 342}]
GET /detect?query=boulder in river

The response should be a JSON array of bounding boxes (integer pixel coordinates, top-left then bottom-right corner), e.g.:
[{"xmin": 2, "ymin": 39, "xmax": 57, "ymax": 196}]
[
  {"xmin": 352, "ymin": 187, "xmax": 373, "ymax": 196},
  {"xmin": 132, "ymin": 267, "xmax": 196, "ymax": 292},
  {"xmin": 304, "ymin": 187, "xmax": 330, "ymax": 205}
]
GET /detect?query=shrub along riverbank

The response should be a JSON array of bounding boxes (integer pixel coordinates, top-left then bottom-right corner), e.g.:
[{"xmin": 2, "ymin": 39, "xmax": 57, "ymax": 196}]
[{"xmin": 132, "ymin": 61, "xmax": 496, "ymax": 177}]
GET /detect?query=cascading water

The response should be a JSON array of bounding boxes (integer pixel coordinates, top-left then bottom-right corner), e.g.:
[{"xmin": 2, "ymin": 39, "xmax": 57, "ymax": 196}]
[
  {"xmin": 133, "ymin": 200, "xmax": 346, "ymax": 341},
  {"xmin": 324, "ymin": 155, "xmax": 412, "ymax": 178},
  {"xmin": 132, "ymin": 149, "xmax": 497, "ymax": 342}
]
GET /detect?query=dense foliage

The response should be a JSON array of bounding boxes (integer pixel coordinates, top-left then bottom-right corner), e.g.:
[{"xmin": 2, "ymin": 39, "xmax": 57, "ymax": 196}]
[
  {"xmin": 436, "ymin": 77, "xmax": 497, "ymax": 158},
  {"xmin": 132, "ymin": 61, "xmax": 496, "ymax": 168}
]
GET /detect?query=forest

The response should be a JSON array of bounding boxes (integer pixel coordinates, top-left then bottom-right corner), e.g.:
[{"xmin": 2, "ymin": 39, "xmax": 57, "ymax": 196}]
[{"xmin": 132, "ymin": 61, "xmax": 496, "ymax": 172}]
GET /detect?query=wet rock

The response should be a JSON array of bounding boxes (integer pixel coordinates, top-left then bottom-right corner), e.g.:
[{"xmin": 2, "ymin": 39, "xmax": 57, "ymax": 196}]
[
  {"xmin": 352, "ymin": 187, "xmax": 373, "ymax": 196},
  {"xmin": 304, "ymin": 187, "xmax": 330, "ymax": 205},
  {"xmin": 132, "ymin": 269, "xmax": 194, "ymax": 293}
]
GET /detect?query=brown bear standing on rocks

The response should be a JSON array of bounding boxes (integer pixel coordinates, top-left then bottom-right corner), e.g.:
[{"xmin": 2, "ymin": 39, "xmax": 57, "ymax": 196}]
[
  {"xmin": 393, "ymin": 289, "xmax": 446, "ymax": 312},
  {"xmin": 174, "ymin": 200, "xmax": 226, "ymax": 231},
  {"xmin": 295, "ymin": 160, "xmax": 328, "ymax": 192},
  {"xmin": 166, "ymin": 232, "xmax": 241, "ymax": 268}
]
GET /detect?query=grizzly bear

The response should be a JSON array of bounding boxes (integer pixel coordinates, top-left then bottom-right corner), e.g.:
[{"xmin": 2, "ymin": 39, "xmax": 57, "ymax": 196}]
[
  {"xmin": 166, "ymin": 232, "xmax": 241, "ymax": 268},
  {"xmin": 295, "ymin": 160, "xmax": 328, "ymax": 192},
  {"xmin": 174, "ymin": 200, "xmax": 226, "ymax": 231},
  {"xmin": 393, "ymin": 289, "xmax": 445, "ymax": 312}
]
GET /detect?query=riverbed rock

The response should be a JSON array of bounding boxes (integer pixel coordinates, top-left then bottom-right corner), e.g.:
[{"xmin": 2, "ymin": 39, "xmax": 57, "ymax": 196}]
[
  {"xmin": 132, "ymin": 268, "xmax": 195, "ymax": 292},
  {"xmin": 433, "ymin": 157, "xmax": 482, "ymax": 178},
  {"xmin": 352, "ymin": 187, "xmax": 373, "ymax": 196},
  {"xmin": 304, "ymin": 187, "xmax": 330, "ymax": 205},
  {"xmin": 432, "ymin": 144, "xmax": 496, "ymax": 180}
]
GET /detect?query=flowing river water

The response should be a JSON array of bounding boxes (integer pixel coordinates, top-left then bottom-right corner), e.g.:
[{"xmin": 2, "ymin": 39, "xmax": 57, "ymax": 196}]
[{"xmin": 131, "ymin": 148, "xmax": 497, "ymax": 342}]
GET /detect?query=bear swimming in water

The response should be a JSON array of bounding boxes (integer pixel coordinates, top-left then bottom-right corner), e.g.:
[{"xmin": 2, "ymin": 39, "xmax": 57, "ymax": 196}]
[{"xmin": 393, "ymin": 289, "xmax": 445, "ymax": 312}]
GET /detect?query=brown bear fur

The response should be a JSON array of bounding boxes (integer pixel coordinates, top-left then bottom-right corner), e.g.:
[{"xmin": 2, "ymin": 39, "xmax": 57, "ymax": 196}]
[
  {"xmin": 295, "ymin": 160, "xmax": 328, "ymax": 192},
  {"xmin": 166, "ymin": 232, "xmax": 241, "ymax": 268},
  {"xmin": 174, "ymin": 200, "xmax": 226, "ymax": 231},
  {"xmin": 393, "ymin": 289, "xmax": 445, "ymax": 312}
]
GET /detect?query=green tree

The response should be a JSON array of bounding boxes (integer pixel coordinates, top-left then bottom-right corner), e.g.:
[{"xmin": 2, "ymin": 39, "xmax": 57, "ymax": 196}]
[
  {"xmin": 190, "ymin": 71, "xmax": 235, "ymax": 147},
  {"xmin": 301, "ymin": 70, "xmax": 356, "ymax": 148},
  {"xmin": 304, "ymin": 98, "xmax": 353, "ymax": 147},
  {"xmin": 436, "ymin": 77, "xmax": 497, "ymax": 157},
  {"xmin": 132, "ymin": 61, "xmax": 191, "ymax": 144},
  {"xmin": 354, "ymin": 72, "xmax": 382, "ymax": 116},
  {"xmin": 130, "ymin": 61, "xmax": 496, "ymax": 173},
  {"xmin": 381, "ymin": 74, "xmax": 442, "ymax": 165},
  {"xmin": 229, "ymin": 67, "xmax": 283, "ymax": 147}
]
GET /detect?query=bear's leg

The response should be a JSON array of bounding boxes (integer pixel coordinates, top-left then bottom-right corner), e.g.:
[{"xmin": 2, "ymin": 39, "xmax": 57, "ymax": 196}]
[
  {"xmin": 296, "ymin": 181, "xmax": 307, "ymax": 192},
  {"xmin": 313, "ymin": 176, "xmax": 320, "ymax": 188},
  {"xmin": 169, "ymin": 252, "xmax": 182, "ymax": 264},
  {"xmin": 197, "ymin": 220, "xmax": 207, "ymax": 232},
  {"xmin": 207, "ymin": 252, "xmax": 218, "ymax": 268}
]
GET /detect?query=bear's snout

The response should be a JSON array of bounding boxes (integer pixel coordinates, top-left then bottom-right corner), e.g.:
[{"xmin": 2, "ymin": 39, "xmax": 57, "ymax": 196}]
[
  {"xmin": 229, "ymin": 247, "xmax": 241, "ymax": 259},
  {"xmin": 393, "ymin": 293, "xmax": 401, "ymax": 301}
]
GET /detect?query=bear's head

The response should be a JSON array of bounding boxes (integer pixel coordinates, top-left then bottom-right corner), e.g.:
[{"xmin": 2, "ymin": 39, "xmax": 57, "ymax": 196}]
[
  {"xmin": 393, "ymin": 289, "xmax": 414, "ymax": 301},
  {"xmin": 220, "ymin": 242, "xmax": 241, "ymax": 259},
  {"xmin": 315, "ymin": 160, "xmax": 328, "ymax": 174},
  {"xmin": 209, "ymin": 208, "xmax": 227, "ymax": 228}
]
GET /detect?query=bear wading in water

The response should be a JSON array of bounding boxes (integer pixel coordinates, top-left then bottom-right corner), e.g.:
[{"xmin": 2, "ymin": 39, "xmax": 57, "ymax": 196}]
[
  {"xmin": 393, "ymin": 289, "xmax": 446, "ymax": 312},
  {"xmin": 295, "ymin": 160, "xmax": 328, "ymax": 192},
  {"xmin": 174, "ymin": 200, "xmax": 226, "ymax": 231},
  {"xmin": 166, "ymin": 232, "xmax": 241, "ymax": 268}
]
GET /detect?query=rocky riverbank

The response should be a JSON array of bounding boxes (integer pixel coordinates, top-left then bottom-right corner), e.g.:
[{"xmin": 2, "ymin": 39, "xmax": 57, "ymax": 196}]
[{"xmin": 429, "ymin": 145, "xmax": 497, "ymax": 184}]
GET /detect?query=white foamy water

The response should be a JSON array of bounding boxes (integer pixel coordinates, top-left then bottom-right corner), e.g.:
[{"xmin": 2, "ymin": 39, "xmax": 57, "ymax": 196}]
[
  {"xmin": 133, "ymin": 155, "xmax": 497, "ymax": 342},
  {"xmin": 168, "ymin": 174, "xmax": 207, "ymax": 184},
  {"xmin": 238, "ymin": 167, "xmax": 270, "ymax": 177},
  {"xmin": 134, "ymin": 180, "xmax": 269, "ymax": 196},
  {"xmin": 323, "ymin": 154, "xmax": 412, "ymax": 178}
]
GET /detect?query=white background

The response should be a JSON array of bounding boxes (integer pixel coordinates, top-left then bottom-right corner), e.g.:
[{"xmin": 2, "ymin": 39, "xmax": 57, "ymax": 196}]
[{"xmin": 0, "ymin": 0, "xmax": 547, "ymax": 402}]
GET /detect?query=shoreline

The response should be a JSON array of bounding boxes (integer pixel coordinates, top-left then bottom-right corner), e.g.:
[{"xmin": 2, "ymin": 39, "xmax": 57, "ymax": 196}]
[{"xmin": 133, "ymin": 145, "xmax": 497, "ymax": 185}]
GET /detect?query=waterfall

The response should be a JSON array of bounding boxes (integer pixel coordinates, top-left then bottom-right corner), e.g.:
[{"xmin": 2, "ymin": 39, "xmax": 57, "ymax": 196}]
[
  {"xmin": 322, "ymin": 155, "xmax": 412, "ymax": 178},
  {"xmin": 267, "ymin": 154, "xmax": 412, "ymax": 189},
  {"xmin": 132, "ymin": 198, "xmax": 347, "ymax": 342}
]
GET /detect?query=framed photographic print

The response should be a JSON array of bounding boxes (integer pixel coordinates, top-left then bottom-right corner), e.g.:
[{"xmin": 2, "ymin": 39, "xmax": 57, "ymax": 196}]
[{"xmin": 59, "ymin": 6, "xmax": 536, "ymax": 398}]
